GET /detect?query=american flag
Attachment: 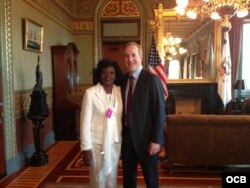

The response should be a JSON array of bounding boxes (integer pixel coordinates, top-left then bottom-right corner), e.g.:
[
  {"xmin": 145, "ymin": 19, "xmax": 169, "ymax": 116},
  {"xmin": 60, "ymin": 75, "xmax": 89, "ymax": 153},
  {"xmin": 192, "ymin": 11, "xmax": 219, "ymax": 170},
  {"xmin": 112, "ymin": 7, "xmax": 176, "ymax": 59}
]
[{"xmin": 148, "ymin": 35, "xmax": 168, "ymax": 98}]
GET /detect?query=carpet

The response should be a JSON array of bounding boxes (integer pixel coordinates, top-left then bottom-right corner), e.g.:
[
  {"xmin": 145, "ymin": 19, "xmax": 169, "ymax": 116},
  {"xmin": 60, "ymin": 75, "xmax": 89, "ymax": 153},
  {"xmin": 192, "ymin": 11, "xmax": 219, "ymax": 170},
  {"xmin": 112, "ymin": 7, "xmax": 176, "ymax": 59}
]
[
  {"xmin": 3, "ymin": 141, "xmax": 221, "ymax": 188},
  {"xmin": 39, "ymin": 142, "xmax": 221, "ymax": 188},
  {"xmin": 45, "ymin": 183, "xmax": 219, "ymax": 188}
]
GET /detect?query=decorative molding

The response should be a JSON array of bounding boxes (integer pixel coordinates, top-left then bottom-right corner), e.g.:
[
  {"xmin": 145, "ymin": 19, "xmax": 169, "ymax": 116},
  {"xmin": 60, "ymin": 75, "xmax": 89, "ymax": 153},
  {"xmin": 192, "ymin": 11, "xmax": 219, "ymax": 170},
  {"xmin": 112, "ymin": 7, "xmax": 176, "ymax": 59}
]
[
  {"xmin": 14, "ymin": 85, "xmax": 86, "ymax": 119},
  {"xmin": 94, "ymin": 0, "xmax": 149, "ymax": 65},
  {"xmin": 72, "ymin": 21, "xmax": 93, "ymax": 33},
  {"xmin": 102, "ymin": 0, "xmax": 140, "ymax": 17},
  {"xmin": 0, "ymin": 0, "xmax": 17, "ymax": 160},
  {"xmin": 14, "ymin": 88, "xmax": 53, "ymax": 119},
  {"xmin": 75, "ymin": 0, "xmax": 98, "ymax": 17},
  {"xmin": 54, "ymin": 0, "xmax": 74, "ymax": 15},
  {"xmin": 148, "ymin": 18, "xmax": 156, "ymax": 30},
  {"xmin": 23, "ymin": 0, "xmax": 73, "ymax": 31},
  {"xmin": 22, "ymin": 0, "xmax": 158, "ymax": 34},
  {"xmin": 23, "ymin": 0, "xmax": 94, "ymax": 33},
  {"xmin": 55, "ymin": 0, "xmax": 98, "ymax": 18},
  {"xmin": 21, "ymin": 0, "xmax": 159, "ymax": 34}
]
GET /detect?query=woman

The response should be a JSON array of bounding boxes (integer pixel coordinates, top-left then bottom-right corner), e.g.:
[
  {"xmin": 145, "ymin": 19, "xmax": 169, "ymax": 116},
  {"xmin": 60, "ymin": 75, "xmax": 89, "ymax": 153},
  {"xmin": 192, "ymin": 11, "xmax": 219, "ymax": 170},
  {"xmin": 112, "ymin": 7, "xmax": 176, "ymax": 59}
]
[{"xmin": 80, "ymin": 58, "xmax": 123, "ymax": 188}]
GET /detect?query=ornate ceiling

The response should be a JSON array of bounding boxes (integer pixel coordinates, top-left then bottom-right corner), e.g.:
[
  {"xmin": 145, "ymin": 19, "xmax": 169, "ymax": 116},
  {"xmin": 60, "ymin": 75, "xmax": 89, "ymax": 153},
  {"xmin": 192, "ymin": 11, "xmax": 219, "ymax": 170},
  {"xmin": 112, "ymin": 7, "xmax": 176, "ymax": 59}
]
[
  {"xmin": 51, "ymin": 0, "xmax": 203, "ymax": 18},
  {"xmin": 23, "ymin": 0, "xmax": 208, "ymax": 41},
  {"xmin": 52, "ymin": 0, "xmax": 176, "ymax": 19}
]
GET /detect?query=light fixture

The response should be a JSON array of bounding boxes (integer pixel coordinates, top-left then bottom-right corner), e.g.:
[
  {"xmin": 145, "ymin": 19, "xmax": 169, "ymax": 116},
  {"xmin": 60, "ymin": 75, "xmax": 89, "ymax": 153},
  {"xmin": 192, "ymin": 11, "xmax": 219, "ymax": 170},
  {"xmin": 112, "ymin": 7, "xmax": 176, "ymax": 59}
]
[
  {"xmin": 179, "ymin": 47, "xmax": 188, "ymax": 54},
  {"xmin": 187, "ymin": 8, "xmax": 198, "ymax": 19},
  {"xmin": 175, "ymin": 0, "xmax": 250, "ymax": 31},
  {"xmin": 176, "ymin": 0, "xmax": 189, "ymax": 8},
  {"xmin": 163, "ymin": 19, "xmax": 187, "ymax": 61},
  {"xmin": 163, "ymin": 33, "xmax": 180, "ymax": 60},
  {"xmin": 234, "ymin": 79, "xmax": 246, "ymax": 102},
  {"xmin": 175, "ymin": 0, "xmax": 189, "ymax": 15}
]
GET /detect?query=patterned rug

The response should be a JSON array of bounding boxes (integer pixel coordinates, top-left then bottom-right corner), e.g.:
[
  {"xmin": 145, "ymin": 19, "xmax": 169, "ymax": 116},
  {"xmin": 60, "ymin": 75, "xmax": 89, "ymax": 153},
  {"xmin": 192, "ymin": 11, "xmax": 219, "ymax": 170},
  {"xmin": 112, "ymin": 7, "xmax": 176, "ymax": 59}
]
[
  {"xmin": 40, "ymin": 142, "xmax": 221, "ymax": 188},
  {"xmin": 45, "ymin": 184, "xmax": 169, "ymax": 188}
]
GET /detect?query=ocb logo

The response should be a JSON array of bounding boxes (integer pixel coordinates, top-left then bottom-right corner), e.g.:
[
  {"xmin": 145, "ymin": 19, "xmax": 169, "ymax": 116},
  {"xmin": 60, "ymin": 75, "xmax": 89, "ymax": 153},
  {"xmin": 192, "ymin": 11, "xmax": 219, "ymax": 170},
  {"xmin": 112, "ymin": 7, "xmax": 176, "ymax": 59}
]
[
  {"xmin": 222, "ymin": 172, "xmax": 250, "ymax": 188},
  {"xmin": 226, "ymin": 176, "xmax": 247, "ymax": 184}
]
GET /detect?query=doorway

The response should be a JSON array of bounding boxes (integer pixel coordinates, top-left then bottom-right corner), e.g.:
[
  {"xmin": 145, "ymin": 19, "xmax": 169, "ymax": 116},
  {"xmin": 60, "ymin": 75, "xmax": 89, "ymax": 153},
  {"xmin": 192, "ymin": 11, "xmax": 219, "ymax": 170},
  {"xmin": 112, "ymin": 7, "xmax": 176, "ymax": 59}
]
[{"xmin": 103, "ymin": 43, "xmax": 127, "ymax": 74}]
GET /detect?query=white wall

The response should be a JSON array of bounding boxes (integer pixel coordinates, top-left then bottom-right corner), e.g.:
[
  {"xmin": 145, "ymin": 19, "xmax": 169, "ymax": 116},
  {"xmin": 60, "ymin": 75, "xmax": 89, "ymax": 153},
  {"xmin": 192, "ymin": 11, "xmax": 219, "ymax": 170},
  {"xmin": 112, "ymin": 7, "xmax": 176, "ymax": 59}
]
[
  {"xmin": 75, "ymin": 35, "xmax": 93, "ymax": 84},
  {"xmin": 11, "ymin": 0, "xmax": 75, "ymax": 91}
]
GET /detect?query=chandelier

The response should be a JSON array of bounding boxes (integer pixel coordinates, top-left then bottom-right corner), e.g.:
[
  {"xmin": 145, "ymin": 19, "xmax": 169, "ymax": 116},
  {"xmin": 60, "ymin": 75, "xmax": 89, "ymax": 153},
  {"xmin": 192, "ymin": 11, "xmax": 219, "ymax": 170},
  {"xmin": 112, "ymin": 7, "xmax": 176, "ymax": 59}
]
[
  {"xmin": 175, "ymin": 0, "xmax": 250, "ymax": 31},
  {"xmin": 163, "ymin": 18, "xmax": 187, "ymax": 61},
  {"xmin": 163, "ymin": 32, "xmax": 187, "ymax": 60}
]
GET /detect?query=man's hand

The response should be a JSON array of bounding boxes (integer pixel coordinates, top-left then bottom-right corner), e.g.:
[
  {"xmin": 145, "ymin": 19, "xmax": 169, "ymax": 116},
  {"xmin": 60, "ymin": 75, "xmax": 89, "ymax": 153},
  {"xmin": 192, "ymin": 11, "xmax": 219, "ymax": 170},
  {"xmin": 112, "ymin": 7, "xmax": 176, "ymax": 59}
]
[
  {"xmin": 82, "ymin": 150, "xmax": 92, "ymax": 166},
  {"xmin": 148, "ymin": 142, "xmax": 160, "ymax": 156}
]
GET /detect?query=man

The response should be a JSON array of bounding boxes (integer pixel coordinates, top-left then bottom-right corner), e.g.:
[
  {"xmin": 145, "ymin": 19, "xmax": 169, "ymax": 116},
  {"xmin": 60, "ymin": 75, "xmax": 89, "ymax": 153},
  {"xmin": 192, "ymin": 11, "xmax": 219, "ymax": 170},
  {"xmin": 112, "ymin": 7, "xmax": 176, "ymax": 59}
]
[{"xmin": 121, "ymin": 42, "xmax": 166, "ymax": 188}]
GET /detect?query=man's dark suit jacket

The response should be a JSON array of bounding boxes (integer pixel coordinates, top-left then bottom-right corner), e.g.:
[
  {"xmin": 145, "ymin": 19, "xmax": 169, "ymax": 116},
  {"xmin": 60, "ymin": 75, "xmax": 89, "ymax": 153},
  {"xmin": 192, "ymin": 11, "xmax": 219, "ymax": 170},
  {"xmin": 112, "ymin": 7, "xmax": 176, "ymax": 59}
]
[{"xmin": 121, "ymin": 69, "xmax": 166, "ymax": 155}]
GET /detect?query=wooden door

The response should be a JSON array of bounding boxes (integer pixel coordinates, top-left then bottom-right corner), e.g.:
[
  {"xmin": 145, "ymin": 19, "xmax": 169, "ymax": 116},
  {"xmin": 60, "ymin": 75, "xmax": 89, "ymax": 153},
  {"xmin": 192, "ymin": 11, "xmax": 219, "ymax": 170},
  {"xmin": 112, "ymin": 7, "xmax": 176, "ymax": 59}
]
[
  {"xmin": 103, "ymin": 43, "xmax": 127, "ymax": 74},
  {"xmin": 0, "ymin": 65, "xmax": 6, "ymax": 178}
]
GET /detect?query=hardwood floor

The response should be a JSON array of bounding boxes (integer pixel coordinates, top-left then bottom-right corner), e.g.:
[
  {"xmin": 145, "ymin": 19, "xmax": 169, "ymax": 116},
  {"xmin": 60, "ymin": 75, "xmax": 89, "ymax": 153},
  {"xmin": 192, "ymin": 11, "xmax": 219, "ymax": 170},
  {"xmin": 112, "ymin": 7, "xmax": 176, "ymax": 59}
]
[{"xmin": 0, "ymin": 141, "xmax": 222, "ymax": 188}]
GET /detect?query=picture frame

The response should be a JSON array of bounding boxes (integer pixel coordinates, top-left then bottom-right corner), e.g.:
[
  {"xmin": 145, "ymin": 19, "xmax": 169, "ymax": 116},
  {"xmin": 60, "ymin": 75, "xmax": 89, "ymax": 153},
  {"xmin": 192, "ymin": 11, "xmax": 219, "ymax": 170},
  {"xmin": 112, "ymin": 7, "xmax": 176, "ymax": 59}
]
[{"xmin": 23, "ymin": 17, "xmax": 44, "ymax": 53}]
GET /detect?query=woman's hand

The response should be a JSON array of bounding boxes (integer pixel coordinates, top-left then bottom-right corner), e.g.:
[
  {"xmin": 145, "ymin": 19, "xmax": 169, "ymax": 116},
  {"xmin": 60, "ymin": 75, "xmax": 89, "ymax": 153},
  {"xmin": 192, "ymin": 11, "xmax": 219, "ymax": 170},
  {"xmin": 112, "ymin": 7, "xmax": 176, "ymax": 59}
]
[{"xmin": 82, "ymin": 150, "xmax": 92, "ymax": 166}]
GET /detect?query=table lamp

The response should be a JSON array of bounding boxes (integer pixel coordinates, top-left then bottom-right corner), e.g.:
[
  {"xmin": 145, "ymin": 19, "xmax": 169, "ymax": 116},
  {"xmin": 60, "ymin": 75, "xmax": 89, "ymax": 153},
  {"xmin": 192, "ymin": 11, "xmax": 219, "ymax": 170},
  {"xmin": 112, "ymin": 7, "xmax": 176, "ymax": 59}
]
[{"xmin": 234, "ymin": 79, "xmax": 245, "ymax": 102}]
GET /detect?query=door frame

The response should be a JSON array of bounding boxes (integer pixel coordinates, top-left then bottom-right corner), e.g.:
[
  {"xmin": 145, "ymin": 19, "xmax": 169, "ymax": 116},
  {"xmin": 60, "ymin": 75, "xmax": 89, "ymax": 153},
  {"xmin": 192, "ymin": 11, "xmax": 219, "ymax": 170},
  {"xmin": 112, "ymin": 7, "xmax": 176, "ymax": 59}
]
[{"xmin": 93, "ymin": 0, "xmax": 147, "ymax": 66}]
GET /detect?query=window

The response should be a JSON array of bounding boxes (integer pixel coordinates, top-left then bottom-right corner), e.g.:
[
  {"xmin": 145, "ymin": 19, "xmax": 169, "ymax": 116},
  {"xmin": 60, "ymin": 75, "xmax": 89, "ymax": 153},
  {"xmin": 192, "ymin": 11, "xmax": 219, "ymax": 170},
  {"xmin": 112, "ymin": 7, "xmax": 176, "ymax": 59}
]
[{"xmin": 242, "ymin": 22, "xmax": 250, "ymax": 91}]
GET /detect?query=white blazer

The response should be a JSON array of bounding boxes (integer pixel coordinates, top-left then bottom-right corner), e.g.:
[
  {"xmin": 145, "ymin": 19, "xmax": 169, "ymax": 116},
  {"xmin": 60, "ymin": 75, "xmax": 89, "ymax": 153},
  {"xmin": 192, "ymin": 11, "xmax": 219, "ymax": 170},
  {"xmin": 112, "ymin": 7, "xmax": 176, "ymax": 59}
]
[{"xmin": 80, "ymin": 83, "xmax": 123, "ymax": 151}]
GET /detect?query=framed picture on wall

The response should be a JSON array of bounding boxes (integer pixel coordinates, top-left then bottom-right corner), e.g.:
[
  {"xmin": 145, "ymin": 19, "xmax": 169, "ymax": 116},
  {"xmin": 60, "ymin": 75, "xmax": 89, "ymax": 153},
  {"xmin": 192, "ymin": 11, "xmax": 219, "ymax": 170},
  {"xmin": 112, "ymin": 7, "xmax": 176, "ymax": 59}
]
[{"xmin": 23, "ymin": 17, "xmax": 44, "ymax": 53}]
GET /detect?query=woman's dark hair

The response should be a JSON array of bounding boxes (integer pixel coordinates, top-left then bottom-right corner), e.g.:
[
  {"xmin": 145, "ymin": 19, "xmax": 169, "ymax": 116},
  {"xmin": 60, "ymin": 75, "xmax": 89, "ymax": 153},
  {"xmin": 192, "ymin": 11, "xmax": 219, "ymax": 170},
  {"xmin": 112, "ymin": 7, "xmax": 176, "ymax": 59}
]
[{"xmin": 92, "ymin": 58, "xmax": 123, "ymax": 85}]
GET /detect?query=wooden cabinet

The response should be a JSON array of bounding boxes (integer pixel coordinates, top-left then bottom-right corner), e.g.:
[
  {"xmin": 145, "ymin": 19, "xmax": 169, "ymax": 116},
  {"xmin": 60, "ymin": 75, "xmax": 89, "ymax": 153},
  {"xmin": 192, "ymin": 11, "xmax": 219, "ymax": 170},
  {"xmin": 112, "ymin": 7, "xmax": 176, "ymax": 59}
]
[{"xmin": 51, "ymin": 43, "xmax": 81, "ymax": 140}]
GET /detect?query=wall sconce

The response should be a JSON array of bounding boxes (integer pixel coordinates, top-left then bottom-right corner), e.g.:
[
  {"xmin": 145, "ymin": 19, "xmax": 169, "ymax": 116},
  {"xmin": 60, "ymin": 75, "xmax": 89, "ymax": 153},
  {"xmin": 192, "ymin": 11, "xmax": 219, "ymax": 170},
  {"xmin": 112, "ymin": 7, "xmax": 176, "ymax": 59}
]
[{"xmin": 234, "ymin": 79, "xmax": 245, "ymax": 102}]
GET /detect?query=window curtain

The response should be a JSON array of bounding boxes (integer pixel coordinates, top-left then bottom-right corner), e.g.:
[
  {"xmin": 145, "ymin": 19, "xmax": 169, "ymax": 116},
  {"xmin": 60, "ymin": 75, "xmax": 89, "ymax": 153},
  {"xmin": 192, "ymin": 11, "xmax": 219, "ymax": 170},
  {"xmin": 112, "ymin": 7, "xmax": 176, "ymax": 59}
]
[{"xmin": 229, "ymin": 16, "xmax": 243, "ymax": 100}]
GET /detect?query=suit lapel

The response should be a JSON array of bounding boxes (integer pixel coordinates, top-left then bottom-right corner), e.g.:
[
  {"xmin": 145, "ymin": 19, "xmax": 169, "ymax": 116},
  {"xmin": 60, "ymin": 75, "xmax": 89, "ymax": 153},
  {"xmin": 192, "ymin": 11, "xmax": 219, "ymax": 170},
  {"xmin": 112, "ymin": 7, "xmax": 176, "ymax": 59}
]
[
  {"xmin": 132, "ymin": 69, "xmax": 146, "ymax": 99},
  {"xmin": 95, "ymin": 83, "xmax": 106, "ymax": 105},
  {"xmin": 121, "ymin": 74, "xmax": 129, "ymax": 105},
  {"xmin": 122, "ymin": 69, "xmax": 146, "ymax": 110}
]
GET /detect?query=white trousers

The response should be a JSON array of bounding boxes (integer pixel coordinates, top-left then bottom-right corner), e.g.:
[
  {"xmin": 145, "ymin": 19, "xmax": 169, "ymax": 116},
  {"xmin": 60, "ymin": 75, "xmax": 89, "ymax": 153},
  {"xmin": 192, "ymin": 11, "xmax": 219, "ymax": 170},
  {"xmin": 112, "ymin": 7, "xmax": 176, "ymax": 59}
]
[{"xmin": 89, "ymin": 143, "xmax": 121, "ymax": 188}]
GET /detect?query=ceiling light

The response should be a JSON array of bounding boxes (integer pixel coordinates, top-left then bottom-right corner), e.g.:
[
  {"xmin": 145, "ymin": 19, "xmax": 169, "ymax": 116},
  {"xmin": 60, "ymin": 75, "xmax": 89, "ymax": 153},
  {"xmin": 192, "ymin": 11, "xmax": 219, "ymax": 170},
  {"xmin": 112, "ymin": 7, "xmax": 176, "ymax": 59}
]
[
  {"xmin": 179, "ymin": 47, "xmax": 188, "ymax": 54},
  {"xmin": 176, "ymin": 0, "xmax": 189, "ymax": 8},
  {"xmin": 175, "ymin": 6, "xmax": 185, "ymax": 16},
  {"xmin": 175, "ymin": 0, "xmax": 250, "ymax": 31},
  {"xmin": 210, "ymin": 11, "xmax": 221, "ymax": 20},
  {"xmin": 163, "ymin": 32, "xmax": 187, "ymax": 61},
  {"xmin": 187, "ymin": 9, "xmax": 198, "ymax": 19}
]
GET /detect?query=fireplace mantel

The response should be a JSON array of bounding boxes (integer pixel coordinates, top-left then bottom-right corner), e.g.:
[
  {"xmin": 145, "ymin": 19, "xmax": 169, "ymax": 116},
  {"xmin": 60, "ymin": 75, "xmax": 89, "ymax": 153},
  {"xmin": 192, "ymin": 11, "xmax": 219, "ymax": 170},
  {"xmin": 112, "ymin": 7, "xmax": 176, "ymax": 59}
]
[{"xmin": 166, "ymin": 83, "xmax": 220, "ymax": 114}]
